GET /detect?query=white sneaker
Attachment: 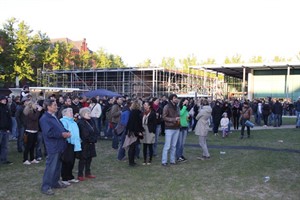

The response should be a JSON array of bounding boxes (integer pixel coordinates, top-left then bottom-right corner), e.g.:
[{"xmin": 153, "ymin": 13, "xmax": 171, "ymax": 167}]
[
  {"xmin": 23, "ymin": 160, "xmax": 31, "ymax": 165},
  {"xmin": 68, "ymin": 179, "xmax": 79, "ymax": 183},
  {"xmin": 31, "ymin": 159, "xmax": 40, "ymax": 164},
  {"xmin": 61, "ymin": 181, "xmax": 71, "ymax": 186}
]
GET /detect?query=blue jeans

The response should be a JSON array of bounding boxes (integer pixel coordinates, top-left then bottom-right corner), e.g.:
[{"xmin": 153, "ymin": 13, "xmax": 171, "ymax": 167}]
[
  {"xmin": 162, "ymin": 129, "xmax": 180, "ymax": 164},
  {"xmin": 110, "ymin": 123, "xmax": 119, "ymax": 149},
  {"xmin": 176, "ymin": 127, "xmax": 188, "ymax": 159},
  {"xmin": 153, "ymin": 124, "xmax": 161, "ymax": 156},
  {"xmin": 296, "ymin": 111, "xmax": 300, "ymax": 126},
  {"xmin": 117, "ymin": 130, "xmax": 127, "ymax": 160},
  {"xmin": 11, "ymin": 117, "xmax": 18, "ymax": 138},
  {"xmin": 35, "ymin": 132, "xmax": 43, "ymax": 159},
  {"xmin": 41, "ymin": 152, "xmax": 62, "ymax": 192},
  {"xmin": 0, "ymin": 130, "xmax": 9, "ymax": 163}
]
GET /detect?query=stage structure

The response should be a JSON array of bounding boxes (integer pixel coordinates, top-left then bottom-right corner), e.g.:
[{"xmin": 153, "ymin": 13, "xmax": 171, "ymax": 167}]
[{"xmin": 38, "ymin": 67, "xmax": 229, "ymax": 99}]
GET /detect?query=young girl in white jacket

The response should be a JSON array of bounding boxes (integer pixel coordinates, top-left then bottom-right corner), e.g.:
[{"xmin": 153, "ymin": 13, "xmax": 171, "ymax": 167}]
[{"xmin": 220, "ymin": 112, "xmax": 229, "ymax": 138}]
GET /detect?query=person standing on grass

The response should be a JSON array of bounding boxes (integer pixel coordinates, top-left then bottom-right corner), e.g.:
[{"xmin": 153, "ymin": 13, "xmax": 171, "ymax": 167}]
[
  {"xmin": 212, "ymin": 101, "xmax": 223, "ymax": 136},
  {"xmin": 0, "ymin": 95, "xmax": 13, "ymax": 165},
  {"xmin": 220, "ymin": 112, "xmax": 229, "ymax": 138},
  {"xmin": 140, "ymin": 101, "xmax": 156, "ymax": 165},
  {"xmin": 77, "ymin": 107, "xmax": 97, "ymax": 181},
  {"xmin": 232, "ymin": 99, "xmax": 242, "ymax": 130},
  {"xmin": 22, "ymin": 101, "xmax": 43, "ymax": 165},
  {"xmin": 161, "ymin": 94, "xmax": 180, "ymax": 166},
  {"xmin": 40, "ymin": 99, "xmax": 71, "ymax": 196},
  {"xmin": 195, "ymin": 99, "xmax": 212, "ymax": 160},
  {"xmin": 60, "ymin": 108, "xmax": 81, "ymax": 185},
  {"xmin": 152, "ymin": 97, "xmax": 163, "ymax": 157},
  {"xmin": 117, "ymin": 99, "xmax": 132, "ymax": 161},
  {"xmin": 123, "ymin": 100, "xmax": 144, "ymax": 167},
  {"xmin": 176, "ymin": 98, "xmax": 189, "ymax": 163},
  {"xmin": 240, "ymin": 101, "xmax": 253, "ymax": 139}
]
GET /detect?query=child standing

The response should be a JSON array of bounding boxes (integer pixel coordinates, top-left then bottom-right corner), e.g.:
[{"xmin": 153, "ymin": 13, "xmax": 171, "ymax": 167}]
[{"xmin": 220, "ymin": 112, "xmax": 229, "ymax": 138}]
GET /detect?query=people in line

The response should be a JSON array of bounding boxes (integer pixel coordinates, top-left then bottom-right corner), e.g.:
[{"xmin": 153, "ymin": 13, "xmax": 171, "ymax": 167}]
[
  {"xmin": 22, "ymin": 100, "xmax": 43, "ymax": 165},
  {"xmin": 176, "ymin": 98, "xmax": 189, "ymax": 163},
  {"xmin": 123, "ymin": 100, "xmax": 143, "ymax": 167},
  {"xmin": 60, "ymin": 108, "xmax": 82, "ymax": 185},
  {"xmin": 0, "ymin": 95, "xmax": 13, "ymax": 165},
  {"xmin": 240, "ymin": 101, "xmax": 253, "ymax": 139},
  {"xmin": 39, "ymin": 99, "xmax": 71, "ymax": 196},
  {"xmin": 161, "ymin": 94, "xmax": 180, "ymax": 166},
  {"xmin": 76, "ymin": 107, "xmax": 97, "ymax": 181},
  {"xmin": 140, "ymin": 101, "xmax": 156, "ymax": 165}
]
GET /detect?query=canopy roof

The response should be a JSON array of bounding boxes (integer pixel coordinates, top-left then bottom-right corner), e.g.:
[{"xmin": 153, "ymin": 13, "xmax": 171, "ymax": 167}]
[{"xmin": 191, "ymin": 62, "xmax": 300, "ymax": 79}]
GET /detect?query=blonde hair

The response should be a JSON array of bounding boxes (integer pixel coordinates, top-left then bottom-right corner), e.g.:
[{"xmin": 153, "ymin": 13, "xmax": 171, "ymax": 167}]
[
  {"xmin": 23, "ymin": 101, "xmax": 35, "ymax": 116},
  {"xmin": 130, "ymin": 100, "xmax": 141, "ymax": 110}
]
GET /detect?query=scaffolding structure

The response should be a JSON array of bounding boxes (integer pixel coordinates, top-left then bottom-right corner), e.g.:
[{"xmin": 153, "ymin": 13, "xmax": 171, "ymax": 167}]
[{"xmin": 38, "ymin": 67, "xmax": 227, "ymax": 98}]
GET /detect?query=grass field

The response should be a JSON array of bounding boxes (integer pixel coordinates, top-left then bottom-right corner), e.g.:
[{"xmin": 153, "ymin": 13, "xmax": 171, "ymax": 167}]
[{"xmin": 0, "ymin": 119, "xmax": 299, "ymax": 200}]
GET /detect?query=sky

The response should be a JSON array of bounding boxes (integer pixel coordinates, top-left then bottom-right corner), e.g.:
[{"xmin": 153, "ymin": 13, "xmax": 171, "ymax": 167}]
[{"xmin": 1, "ymin": 0, "xmax": 300, "ymax": 66}]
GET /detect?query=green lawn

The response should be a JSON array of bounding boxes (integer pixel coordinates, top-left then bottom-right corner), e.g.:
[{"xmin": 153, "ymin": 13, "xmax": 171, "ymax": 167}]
[{"xmin": 0, "ymin": 128, "xmax": 299, "ymax": 200}]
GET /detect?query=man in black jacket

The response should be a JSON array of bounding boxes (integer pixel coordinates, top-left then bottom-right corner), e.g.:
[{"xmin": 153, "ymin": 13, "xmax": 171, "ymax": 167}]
[{"xmin": 0, "ymin": 96, "xmax": 13, "ymax": 164}]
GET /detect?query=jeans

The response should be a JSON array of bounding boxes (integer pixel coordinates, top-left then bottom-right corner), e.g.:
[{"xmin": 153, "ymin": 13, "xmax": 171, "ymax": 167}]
[
  {"xmin": 128, "ymin": 140, "xmax": 137, "ymax": 165},
  {"xmin": 176, "ymin": 127, "xmax": 188, "ymax": 159},
  {"xmin": 92, "ymin": 117, "xmax": 100, "ymax": 137},
  {"xmin": 110, "ymin": 123, "xmax": 119, "ymax": 150},
  {"xmin": 41, "ymin": 152, "xmax": 62, "ymax": 192},
  {"xmin": 268, "ymin": 113, "xmax": 274, "ymax": 126},
  {"xmin": 153, "ymin": 124, "xmax": 161, "ymax": 156},
  {"xmin": 35, "ymin": 132, "xmax": 44, "ymax": 159},
  {"xmin": 161, "ymin": 129, "xmax": 180, "ymax": 164},
  {"xmin": 17, "ymin": 127, "xmax": 25, "ymax": 152},
  {"xmin": 0, "ymin": 130, "xmax": 9, "ymax": 163},
  {"xmin": 11, "ymin": 117, "xmax": 18, "ymax": 138},
  {"xmin": 199, "ymin": 136, "xmax": 210, "ymax": 157},
  {"xmin": 273, "ymin": 114, "xmax": 281, "ymax": 127},
  {"xmin": 117, "ymin": 130, "xmax": 127, "ymax": 160},
  {"xmin": 296, "ymin": 111, "xmax": 300, "ymax": 127},
  {"xmin": 241, "ymin": 118, "xmax": 250, "ymax": 136}
]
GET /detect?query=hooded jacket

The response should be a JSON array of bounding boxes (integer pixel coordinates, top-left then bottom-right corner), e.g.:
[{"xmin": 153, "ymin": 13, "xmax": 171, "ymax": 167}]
[{"xmin": 195, "ymin": 105, "xmax": 212, "ymax": 136}]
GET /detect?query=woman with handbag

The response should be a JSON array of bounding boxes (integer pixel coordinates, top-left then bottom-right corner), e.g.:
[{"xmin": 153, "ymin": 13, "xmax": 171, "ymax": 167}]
[
  {"xmin": 123, "ymin": 100, "xmax": 144, "ymax": 167},
  {"xmin": 240, "ymin": 101, "xmax": 253, "ymax": 139},
  {"xmin": 77, "ymin": 107, "xmax": 97, "ymax": 180},
  {"xmin": 60, "ymin": 108, "xmax": 81, "ymax": 185}
]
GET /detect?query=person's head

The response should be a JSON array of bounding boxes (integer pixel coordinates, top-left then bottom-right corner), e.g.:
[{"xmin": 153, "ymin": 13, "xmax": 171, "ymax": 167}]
[
  {"xmin": 22, "ymin": 85, "xmax": 29, "ymax": 91},
  {"xmin": 116, "ymin": 96, "xmax": 123, "ymax": 105},
  {"xmin": 222, "ymin": 112, "xmax": 228, "ymax": 118},
  {"xmin": 0, "ymin": 95, "xmax": 7, "ymax": 105},
  {"xmin": 72, "ymin": 96, "xmax": 80, "ymax": 104},
  {"xmin": 202, "ymin": 99, "xmax": 209, "ymax": 106},
  {"xmin": 243, "ymin": 101, "xmax": 249, "ymax": 108},
  {"xmin": 130, "ymin": 100, "xmax": 141, "ymax": 111},
  {"xmin": 23, "ymin": 101, "xmax": 35, "ymax": 115},
  {"xmin": 62, "ymin": 107, "xmax": 74, "ymax": 118},
  {"xmin": 64, "ymin": 97, "xmax": 72, "ymax": 106},
  {"xmin": 43, "ymin": 99, "xmax": 58, "ymax": 114},
  {"xmin": 90, "ymin": 97, "xmax": 97, "ymax": 104},
  {"xmin": 143, "ymin": 101, "xmax": 152, "ymax": 112},
  {"xmin": 79, "ymin": 107, "xmax": 91, "ymax": 119},
  {"xmin": 168, "ymin": 94, "xmax": 178, "ymax": 105},
  {"xmin": 152, "ymin": 97, "xmax": 160, "ymax": 106}
]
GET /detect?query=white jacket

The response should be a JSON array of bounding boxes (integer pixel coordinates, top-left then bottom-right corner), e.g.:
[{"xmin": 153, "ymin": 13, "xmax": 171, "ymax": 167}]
[
  {"xmin": 90, "ymin": 103, "xmax": 102, "ymax": 118},
  {"xmin": 220, "ymin": 117, "xmax": 229, "ymax": 129}
]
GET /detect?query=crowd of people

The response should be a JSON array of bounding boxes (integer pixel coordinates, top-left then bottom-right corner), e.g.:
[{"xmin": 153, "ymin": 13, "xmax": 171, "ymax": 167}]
[{"xmin": 1, "ymin": 85, "xmax": 300, "ymax": 195}]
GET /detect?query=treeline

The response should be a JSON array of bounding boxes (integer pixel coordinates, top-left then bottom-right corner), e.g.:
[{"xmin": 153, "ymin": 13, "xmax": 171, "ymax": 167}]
[{"xmin": 0, "ymin": 18, "xmax": 126, "ymax": 87}]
